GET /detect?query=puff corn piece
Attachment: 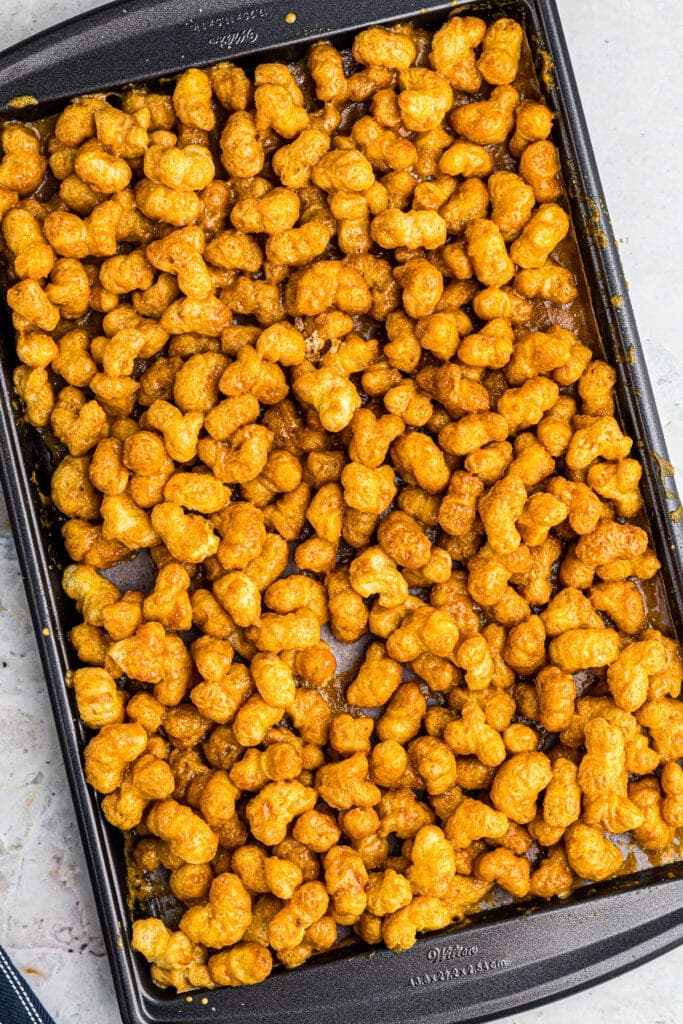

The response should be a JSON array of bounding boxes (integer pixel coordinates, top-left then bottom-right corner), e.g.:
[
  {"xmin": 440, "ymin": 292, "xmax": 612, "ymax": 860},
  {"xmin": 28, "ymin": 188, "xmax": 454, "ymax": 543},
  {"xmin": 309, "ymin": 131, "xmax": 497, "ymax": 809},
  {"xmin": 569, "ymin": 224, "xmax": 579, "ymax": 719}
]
[
  {"xmin": 478, "ymin": 18, "xmax": 523, "ymax": 85},
  {"xmin": 429, "ymin": 16, "xmax": 486, "ymax": 92},
  {"xmin": 465, "ymin": 219, "xmax": 515, "ymax": 286},
  {"xmin": 2, "ymin": 9, "xmax": 681, "ymax": 995},
  {"xmin": 451, "ymin": 85, "xmax": 519, "ymax": 144},
  {"xmin": 397, "ymin": 69, "xmax": 453, "ymax": 133},
  {"xmin": 352, "ymin": 27, "xmax": 417, "ymax": 70}
]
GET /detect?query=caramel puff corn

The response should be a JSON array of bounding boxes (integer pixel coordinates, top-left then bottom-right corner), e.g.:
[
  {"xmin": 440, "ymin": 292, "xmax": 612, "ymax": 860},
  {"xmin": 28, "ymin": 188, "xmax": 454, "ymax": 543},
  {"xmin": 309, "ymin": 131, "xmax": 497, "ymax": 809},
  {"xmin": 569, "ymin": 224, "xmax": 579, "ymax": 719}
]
[{"xmin": 2, "ymin": 9, "xmax": 680, "ymax": 997}]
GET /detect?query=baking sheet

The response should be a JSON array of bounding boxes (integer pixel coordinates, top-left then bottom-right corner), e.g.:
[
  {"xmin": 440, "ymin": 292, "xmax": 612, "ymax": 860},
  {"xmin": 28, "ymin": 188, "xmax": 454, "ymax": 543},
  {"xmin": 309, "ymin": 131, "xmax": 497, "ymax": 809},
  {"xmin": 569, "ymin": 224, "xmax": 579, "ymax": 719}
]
[{"xmin": 0, "ymin": 1, "xmax": 681, "ymax": 1022}]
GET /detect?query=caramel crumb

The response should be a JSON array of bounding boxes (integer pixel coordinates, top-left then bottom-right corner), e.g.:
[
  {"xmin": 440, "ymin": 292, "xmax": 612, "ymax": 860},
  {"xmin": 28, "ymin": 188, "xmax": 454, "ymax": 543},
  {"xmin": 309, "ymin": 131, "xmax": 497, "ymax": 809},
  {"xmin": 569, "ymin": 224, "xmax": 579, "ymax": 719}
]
[{"xmin": 8, "ymin": 95, "xmax": 38, "ymax": 109}]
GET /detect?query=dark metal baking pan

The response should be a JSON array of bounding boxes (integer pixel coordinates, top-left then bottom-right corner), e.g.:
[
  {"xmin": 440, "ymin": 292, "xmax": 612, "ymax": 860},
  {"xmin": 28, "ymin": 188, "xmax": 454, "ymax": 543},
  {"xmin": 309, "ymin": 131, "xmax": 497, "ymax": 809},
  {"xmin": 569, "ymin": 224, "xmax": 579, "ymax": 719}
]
[{"xmin": 0, "ymin": 1, "xmax": 681, "ymax": 1022}]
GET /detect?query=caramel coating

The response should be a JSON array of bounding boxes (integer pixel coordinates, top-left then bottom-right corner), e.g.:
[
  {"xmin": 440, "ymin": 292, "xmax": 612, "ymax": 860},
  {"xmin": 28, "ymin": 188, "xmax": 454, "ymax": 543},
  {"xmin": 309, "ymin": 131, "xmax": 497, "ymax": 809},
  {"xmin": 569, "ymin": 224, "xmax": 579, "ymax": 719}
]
[
  {"xmin": 382, "ymin": 896, "xmax": 450, "ymax": 952},
  {"xmin": 478, "ymin": 19, "xmax": 523, "ymax": 85},
  {"xmin": 147, "ymin": 799, "xmax": 219, "ymax": 865},
  {"xmin": 515, "ymin": 262, "xmax": 578, "ymax": 304},
  {"xmin": 445, "ymin": 797, "xmax": 508, "ymax": 849},
  {"xmin": 549, "ymin": 628, "xmax": 620, "ymax": 673},
  {"xmin": 445, "ymin": 704, "xmax": 505, "ymax": 768},
  {"xmin": 371, "ymin": 209, "xmax": 447, "ymax": 251},
  {"xmin": 131, "ymin": 918, "xmax": 211, "ymax": 991},
  {"xmin": 430, "ymin": 17, "xmax": 486, "ymax": 92},
  {"xmin": 476, "ymin": 847, "xmax": 529, "ymax": 897},
  {"xmin": 347, "ymin": 642, "xmax": 403, "ymax": 707},
  {"xmin": 510, "ymin": 203, "xmax": 569, "ymax": 268},
  {"xmin": 466, "ymin": 219, "xmax": 515, "ymax": 287},
  {"xmin": 353, "ymin": 28, "xmax": 417, "ymax": 70},
  {"xmin": 316, "ymin": 753, "xmax": 381, "ymax": 810},
  {"xmin": 490, "ymin": 752, "xmax": 552, "ymax": 824},
  {"xmin": 520, "ymin": 141, "xmax": 562, "ymax": 202},
  {"xmin": 208, "ymin": 943, "xmax": 272, "ymax": 987},
  {"xmin": 607, "ymin": 634, "xmax": 667, "ymax": 712},
  {"xmin": 564, "ymin": 823, "xmax": 623, "ymax": 882},
  {"xmin": 72, "ymin": 667, "xmax": 125, "ymax": 728},
  {"xmin": 451, "ymin": 85, "xmax": 519, "ymax": 145},
  {"xmin": 398, "ymin": 69, "xmax": 453, "ymax": 133},
  {"xmin": 180, "ymin": 872, "xmax": 253, "ymax": 950}
]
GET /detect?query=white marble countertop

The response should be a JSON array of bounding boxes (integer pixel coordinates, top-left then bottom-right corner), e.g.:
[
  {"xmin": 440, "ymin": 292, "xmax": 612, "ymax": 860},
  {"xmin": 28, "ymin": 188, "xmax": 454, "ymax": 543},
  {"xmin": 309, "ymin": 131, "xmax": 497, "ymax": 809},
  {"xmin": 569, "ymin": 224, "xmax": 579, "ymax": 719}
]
[{"xmin": 0, "ymin": 1, "xmax": 681, "ymax": 1022}]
